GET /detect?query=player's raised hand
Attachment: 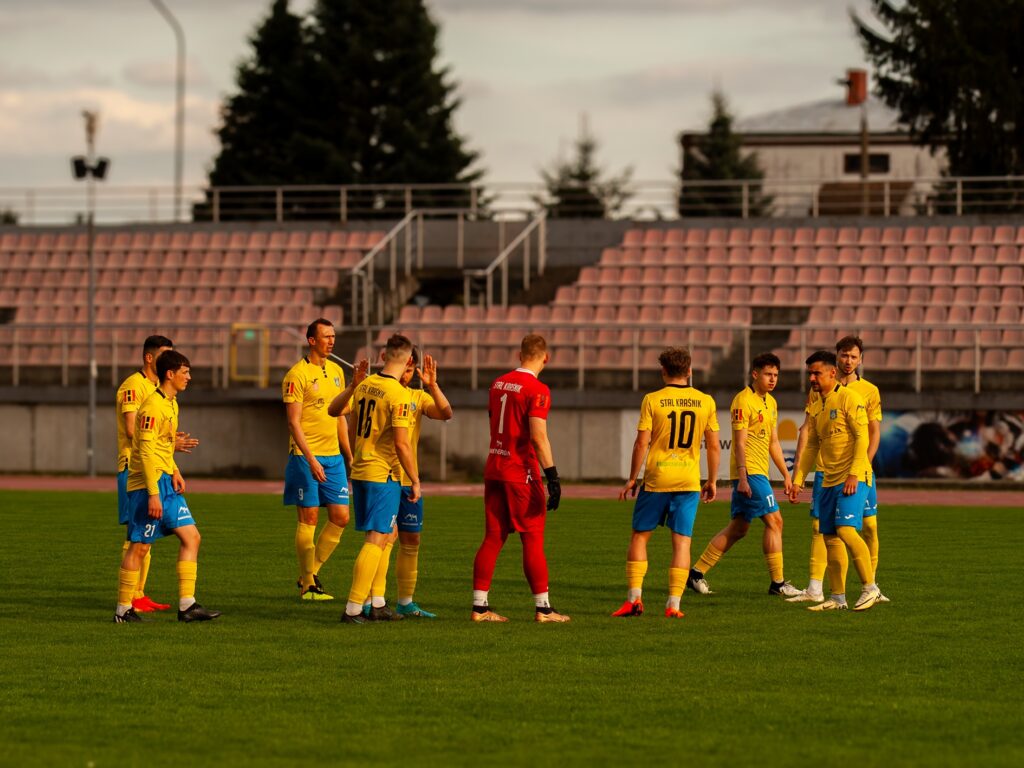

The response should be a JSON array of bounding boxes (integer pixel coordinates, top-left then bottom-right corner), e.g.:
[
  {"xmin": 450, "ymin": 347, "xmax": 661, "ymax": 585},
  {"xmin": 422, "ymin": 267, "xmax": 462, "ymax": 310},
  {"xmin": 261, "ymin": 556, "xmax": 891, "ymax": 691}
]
[
  {"xmin": 618, "ymin": 478, "xmax": 639, "ymax": 501},
  {"xmin": 175, "ymin": 431, "xmax": 199, "ymax": 453},
  {"xmin": 353, "ymin": 358, "xmax": 370, "ymax": 385},
  {"xmin": 419, "ymin": 354, "xmax": 437, "ymax": 387}
]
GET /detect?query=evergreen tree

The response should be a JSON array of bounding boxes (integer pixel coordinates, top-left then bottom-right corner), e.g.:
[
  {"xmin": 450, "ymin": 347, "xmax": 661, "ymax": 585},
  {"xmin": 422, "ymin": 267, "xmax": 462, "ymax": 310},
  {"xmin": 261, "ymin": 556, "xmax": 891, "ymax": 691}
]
[
  {"xmin": 201, "ymin": 0, "xmax": 481, "ymax": 220},
  {"xmin": 678, "ymin": 92, "xmax": 770, "ymax": 217},
  {"xmin": 855, "ymin": 0, "xmax": 1024, "ymax": 179},
  {"xmin": 539, "ymin": 116, "xmax": 633, "ymax": 219}
]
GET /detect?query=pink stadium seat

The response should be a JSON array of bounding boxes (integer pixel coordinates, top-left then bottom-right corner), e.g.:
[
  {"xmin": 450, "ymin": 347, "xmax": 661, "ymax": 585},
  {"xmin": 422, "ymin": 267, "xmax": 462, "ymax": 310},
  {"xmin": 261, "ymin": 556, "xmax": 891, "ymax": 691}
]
[
  {"xmin": 728, "ymin": 246, "xmax": 751, "ymax": 264},
  {"xmin": 814, "ymin": 247, "xmax": 838, "ymax": 265},
  {"xmin": 978, "ymin": 285, "xmax": 1000, "ymax": 304},
  {"xmin": 902, "ymin": 227, "xmax": 925, "ymax": 244},
  {"xmin": 880, "ymin": 227, "xmax": 902, "ymax": 245},
  {"xmin": 855, "ymin": 227, "xmax": 879, "ymax": 246},
  {"xmin": 928, "ymin": 348, "xmax": 958, "ymax": 369},
  {"xmin": 706, "ymin": 285, "xmax": 728, "ymax": 303},
  {"xmin": 837, "ymin": 246, "xmax": 860, "ymax": 265},
  {"xmin": 620, "ymin": 266, "xmax": 642, "ymax": 283},
  {"xmin": 644, "ymin": 230, "xmax": 665, "ymax": 247},
  {"xmin": 932, "ymin": 285, "xmax": 954, "ymax": 304},
  {"xmin": 925, "ymin": 226, "xmax": 948, "ymax": 244},
  {"xmin": 971, "ymin": 245, "xmax": 995, "ymax": 264},
  {"xmin": 976, "ymin": 265, "xmax": 999, "ymax": 285},
  {"xmin": 840, "ymin": 266, "xmax": 862, "ymax": 284},
  {"xmin": 659, "ymin": 247, "xmax": 683, "ymax": 265},
  {"xmin": 726, "ymin": 229, "xmax": 749, "ymax": 246},
  {"xmin": 642, "ymin": 247, "xmax": 665, "ymax": 265},
  {"xmin": 622, "ymin": 229, "xmax": 644, "ymax": 246},
  {"xmin": 947, "ymin": 245, "xmax": 970, "ymax": 263},
  {"xmin": 640, "ymin": 266, "xmax": 663, "ymax": 284},
  {"xmin": 749, "ymin": 228, "xmax": 771, "ymax": 245},
  {"xmin": 1000, "ymin": 265, "xmax": 1023, "ymax": 284},
  {"xmin": 926, "ymin": 246, "xmax": 950, "ymax": 264},
  {"xmin": 881, "ymin": 246, "xmax": 904, "ymax": 264},
  {"xmin": 905, "ymin": 246, "xmax": 928, "ymax": 264},
  {"xmin": 772, "ymin": 265, "xmax": 795, "ymax": 285},
  {"xmin": 906, "ymin": 265, "xmax": 930, "ymax": 285},
  {"xmin": 952, "ymin": 265, "xmax": 976, "ymax": 284},
  {"xmin": 907, "ymin": 285, "xmax": 929, "ymax": 304},
  {"xmin": 684, "ymin": 229, "xmax": 706, "ymax": 246},
  {"xmin": 1006, "ymin": 349, "xmax": 1024, "ymax": 369},
  {"xmin": 948, "ymin": 226, "xmax": 970, "ymax": 244},
  {"xmin": 862, "ymin": 285, "xmax": 884, "ymax": 303},
  {"xmin": 597, "ymin": 247, "xmax": 619, "ymax": 266},
  {"xmin": 769, "ymin": 228, "xmax": 792, "ymax": 246},
  {"xmin": 620, "ymin": 246, "xmax": 642, "ymax": 263},
  {"xmin": 885, "ymin": 265, "xmax": 908, "ymax": 285},
  {"xmin": 577, "ymin": 266, "xmax": 599, "ymax": 285},
  {"xmin": 971, "ymin": 226, "xmax": 993, "ymax": 245},
  {"xmin": 1004, "ymin": 328, "xmax": 1024, "ymax": 346},
  {"xmin": 857, "ymin": 246, "xmax": 881, "ymax": 265},
  {"xmin": 706, "ymin": 228, "xmax": 728, "ymax": 246},
  {"xmin": 793, "ymin": 228, "xmax": 815, "ymax": 245},
  {"xmin": 927, "ymin": 328, "xmax": 954, "ymax": 347},
  {"xmin": 952, "ymin": 285, "xmax": 976, "ymax": 304},
  {"xmin": 901, "ymin": 306, "xmax": 924, "ymax": 324},
  {"xmin": 982, "ymin": 349, "xmax": 1008, "ymax": 369},
  {"xmin": 596, "ymin": 286, "xmax": 618, "ymax": 304},
  {"xmin": 706, "ymin": 265, "xmax": 727, "ymax": 283},
  {"xmin": 664, "ymin": 229, "xmax": 687, "ymax": 246},
  {"xmin": 750, "ymin": 266, "xmax": 772, "ymax": 284},
  {"xmin": 746, "ymin": 246, "xmax": 770, "ymax": 264},
  {"xmin": 836, "ymin": 227, "xmax": 859, "ymax": 246},
  {"xmin": 575, "ymin": 285, "xmax": 598, "ymax": 304},
  {"xmin": 995, "ymin": 245, "xmax": 1019, "ymax": 263},
  {"xmin": 996, "ymin": 305, "xmax": 1020, "ymax": 324},
  {"xmin": 813, "ymin": 228, "xmax": 836, "ymax": 246},
  {"xmin": 792, "ymin": 247, "xmax": 815, "ymax": 265},
  {"xmin": 704, "ymin": 246, "xmax": 727, "ymax": 265},
  {"xmin": 992, "ymin": 225, "xmax": 1015, "ymax": 244},
  {"xmin": 972, "ymin": 305, "xmax": 996, "ymax": 324}
]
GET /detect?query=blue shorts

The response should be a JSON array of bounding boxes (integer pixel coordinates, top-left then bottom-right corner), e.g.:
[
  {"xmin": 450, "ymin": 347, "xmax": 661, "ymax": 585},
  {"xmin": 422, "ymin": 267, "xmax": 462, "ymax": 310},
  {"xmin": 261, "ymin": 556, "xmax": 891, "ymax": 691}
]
[
  {"xmin": 351, "ymin": 478, "xmax": 400, "ymax": 534},
  {"xmin": 809, "ymin": 472, "xmax": 824, "ymax": 520},
  {"xmin": 126, "ymin": 474, "xmax": 196, "ymax": 544},
  {"xmin": 730, "ymin": 475, "xmax": 780, "ymax": 522},
  {"xmin": 632, "ymin": 490, "xmax": 700, "ymax": 537},
  {"xmin": 816, "ymin": 481, "xmax": 869, "ymax": 535},
  {"xmin": 117, "ymin": 467, "xmax": 130, "ymax": 525},
  {"xmin": 397, "ymin": 488, "xmax": 423, "ymax": 533},
  {"xmin": 283, "ymin": 454, "xmax": 350, "ymax": 508},
  {"xmin": 864, "ymin": 480, "xmax": 878, "ymax": 518}
]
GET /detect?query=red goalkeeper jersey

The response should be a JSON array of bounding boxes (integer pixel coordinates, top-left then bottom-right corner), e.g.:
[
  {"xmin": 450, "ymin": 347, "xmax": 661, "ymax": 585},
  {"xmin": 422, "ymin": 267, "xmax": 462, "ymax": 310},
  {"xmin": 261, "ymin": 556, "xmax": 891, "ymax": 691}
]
[{"xmin": 483, "ymin": 368, "xmax": 552, "ymax": 484}]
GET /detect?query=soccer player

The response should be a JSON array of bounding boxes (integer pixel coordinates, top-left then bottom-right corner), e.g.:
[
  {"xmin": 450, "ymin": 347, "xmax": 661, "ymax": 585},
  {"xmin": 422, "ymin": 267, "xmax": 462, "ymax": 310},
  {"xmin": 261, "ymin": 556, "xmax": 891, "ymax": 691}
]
[
  {"xmin": 835, "ymin": 336, "xmax": 887, "ymax": 602},
  {"xmin": 687, "ymin": 353, "xmax": 800, "ymax": 597},
  {"xmin": 471, "ymin": 333, "xmax": 567, "ymax": 623},
  {"xmin": 114, "ymin": 350, "xmax": 220, "ymax": 623},
  {"xmin": 390, "ymin": 349, "xmax": 452, "ymax": 618},
  {"xmin": 340, "ymin": 334, "xmax": 421, "ymax": 623},
  {"xmin": 114, "ymin": 335, "xmax": 198, "ymax": 613},
  {"xmin": 787, "ymin": 337, "xmax": 888, "ymax": 603},
  {"xmin": 788, "ymin": 350, "xmax": 881, "ymax": 612},
  {"xmin": 613, "ymin": 347, "xmax": 719, "ymax": 619},
  {"xmin": 283, "ymin": 318, "xmax": 353, "ymax": 601}
]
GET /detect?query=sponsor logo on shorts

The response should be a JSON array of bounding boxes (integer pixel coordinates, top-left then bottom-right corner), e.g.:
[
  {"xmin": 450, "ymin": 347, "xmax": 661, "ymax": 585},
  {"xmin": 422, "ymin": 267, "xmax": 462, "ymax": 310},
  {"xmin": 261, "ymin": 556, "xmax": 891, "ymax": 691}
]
[
  {"xmin": 843, "ymin": 513, "xmax": 855, "ymax": 520},
  {"xmin": 402, "ymin": 512, "xmax": 418, "ymax": 522},
  {"xmin": 178, "ymin": 506, "xmax": 191, "ymax": 520}
]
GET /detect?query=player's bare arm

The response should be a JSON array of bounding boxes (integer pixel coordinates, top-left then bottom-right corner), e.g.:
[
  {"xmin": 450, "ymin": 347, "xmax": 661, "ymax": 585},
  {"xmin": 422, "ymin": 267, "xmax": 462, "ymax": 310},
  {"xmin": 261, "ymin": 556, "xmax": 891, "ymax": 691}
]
[
  {"xmin": 394, "ymin": 425, "xmax": 420, "ymax": 503},
  {"xmin": 285, "ymin": 400, "xmax": 326, "ymax": 482},
  {"xmin": 769, "ymin": 426, "xmax": 793, "ymax": 496},
  {"xmin": 788, "ymin": 413, "xmax": 813, "ymax": 503},
  {"xmin": 702, "ymin": 428, "xmax": 720, "ymax": 503},
  {"xmin": 337, "ymin": 416, "xmax": 353, "ymax": 466},
  {"xmin": 327, "ymin": 358, "xmax": 369, "ymax": 417},
  {"xmin": 866, "ymin": 419, "xmax": 881, "ymax": 463},
  {"xmin": 420, "ymin": 355, "xmax": 454, "ymax": 420},
  {"xmin": 733, "ymin": 427, "xmax": 752, "ymax": 497},
  {"xmin": 620, "ymin": 429, "xmax": 651, "ymax": 500}
]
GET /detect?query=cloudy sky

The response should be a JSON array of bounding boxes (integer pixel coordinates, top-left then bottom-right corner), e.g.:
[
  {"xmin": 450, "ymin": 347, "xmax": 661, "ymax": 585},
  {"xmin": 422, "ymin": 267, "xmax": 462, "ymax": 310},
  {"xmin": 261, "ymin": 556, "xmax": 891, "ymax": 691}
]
[{"xmin": 0, "ymin": 0, "xmax": 875, "ymax": 195}]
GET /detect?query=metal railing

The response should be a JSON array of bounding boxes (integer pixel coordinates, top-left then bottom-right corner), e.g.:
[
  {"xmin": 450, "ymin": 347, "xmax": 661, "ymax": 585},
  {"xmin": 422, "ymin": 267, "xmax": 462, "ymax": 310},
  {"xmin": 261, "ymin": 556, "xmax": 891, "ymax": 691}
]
[
  {"xmin": 463, "ymin": 212, "xmax": 547, "ymax": 309},
  {"xmin": 6, "ymin": 176, "xmax": 1024, "ymax": 224}
]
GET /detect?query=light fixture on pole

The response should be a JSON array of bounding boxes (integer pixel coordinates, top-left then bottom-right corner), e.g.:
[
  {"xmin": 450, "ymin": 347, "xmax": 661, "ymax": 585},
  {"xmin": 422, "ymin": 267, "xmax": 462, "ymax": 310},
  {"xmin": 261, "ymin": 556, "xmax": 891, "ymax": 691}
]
[
  {"xmin": 149, "ymin": 0, "xmax": 186, "ymax": 222},
  {"xmin": 71, "ymin": 110, "xmax": 110, "ymax": 478}
]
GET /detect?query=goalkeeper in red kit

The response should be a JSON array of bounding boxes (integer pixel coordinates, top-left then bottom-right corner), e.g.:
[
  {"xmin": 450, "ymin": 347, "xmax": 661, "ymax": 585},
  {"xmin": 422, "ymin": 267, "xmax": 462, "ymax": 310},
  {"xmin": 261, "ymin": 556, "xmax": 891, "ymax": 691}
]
[{"xmin": 471, "ymin": 333, "xmax": 569, "ymax": 624}]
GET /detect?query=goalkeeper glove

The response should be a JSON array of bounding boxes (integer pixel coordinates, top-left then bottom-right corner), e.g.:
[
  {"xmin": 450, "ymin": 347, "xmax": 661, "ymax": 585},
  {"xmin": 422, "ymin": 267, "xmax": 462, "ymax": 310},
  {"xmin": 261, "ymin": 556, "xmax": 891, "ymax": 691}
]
[{"xmin": 544, "ymin": 466, "xmax": 561, "ymax": 511}]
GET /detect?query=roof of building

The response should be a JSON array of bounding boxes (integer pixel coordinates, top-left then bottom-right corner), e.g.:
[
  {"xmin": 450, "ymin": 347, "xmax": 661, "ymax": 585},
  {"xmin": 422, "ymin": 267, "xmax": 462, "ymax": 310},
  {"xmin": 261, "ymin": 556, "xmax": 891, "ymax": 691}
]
[{"xmin": 734, "ymin": 97, "xmax": 904, "ymax": 134}]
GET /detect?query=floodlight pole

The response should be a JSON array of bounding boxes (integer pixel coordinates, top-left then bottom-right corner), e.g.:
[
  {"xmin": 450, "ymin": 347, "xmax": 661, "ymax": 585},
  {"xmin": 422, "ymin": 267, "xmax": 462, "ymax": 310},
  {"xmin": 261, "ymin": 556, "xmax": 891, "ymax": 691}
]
[
  {"xmin": 150, "ymin": 0, "xmax": 185, "ymax": 221},
  {"xmin": 83, "ymin": 111, "xmax": 99, "ymax": 477}
]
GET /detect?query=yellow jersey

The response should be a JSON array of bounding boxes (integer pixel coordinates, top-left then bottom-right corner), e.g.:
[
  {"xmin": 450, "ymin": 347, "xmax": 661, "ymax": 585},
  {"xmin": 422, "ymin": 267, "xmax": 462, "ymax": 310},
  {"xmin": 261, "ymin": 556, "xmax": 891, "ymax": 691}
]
[
  {"xmin": 127, "ymin": 389, "xmax": 179, "ymax": 495},
  {"xmin": 637, "ymin": 384, "xmax": 719, "ymax": 493},
  {"xmin": 282, "ymin": 357, "xmax": 347, "ymax": 457},
  {"xmin": 729, "ymin": 386, "xmax": 777, "ymax": 479},
  {"xmin": 116, "ymin": 370, "xmax": 159, "ymax": 472},
  {"xmin": 845, "ymin": 376, "xmax": 882, "ymax": 423},
  {"xmin": 350, "ymin": 373, "xmax": 412, "ymax": 483},
  {"xmin": 794, "ymin": 384, "xmax": 871, "ymax": 489},
  {"xmin": 398, "ymin": 388, "xmax": 435, "ymax": 487}
]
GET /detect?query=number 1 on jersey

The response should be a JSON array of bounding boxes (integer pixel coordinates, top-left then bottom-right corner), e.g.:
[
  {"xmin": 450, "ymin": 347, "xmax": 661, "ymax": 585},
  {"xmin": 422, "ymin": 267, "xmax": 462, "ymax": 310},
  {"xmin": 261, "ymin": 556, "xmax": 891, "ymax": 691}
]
[{"xmin": 497, "ymin": 392, "xmax": 508, "ymax": 434}]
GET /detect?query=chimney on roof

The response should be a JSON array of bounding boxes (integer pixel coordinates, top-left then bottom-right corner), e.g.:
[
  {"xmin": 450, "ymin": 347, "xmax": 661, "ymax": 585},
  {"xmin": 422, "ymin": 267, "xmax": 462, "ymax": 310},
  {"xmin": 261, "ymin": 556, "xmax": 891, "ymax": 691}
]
[{"xmin": 846, "ymin": 69, "xmax": 868, "ymax": 106}]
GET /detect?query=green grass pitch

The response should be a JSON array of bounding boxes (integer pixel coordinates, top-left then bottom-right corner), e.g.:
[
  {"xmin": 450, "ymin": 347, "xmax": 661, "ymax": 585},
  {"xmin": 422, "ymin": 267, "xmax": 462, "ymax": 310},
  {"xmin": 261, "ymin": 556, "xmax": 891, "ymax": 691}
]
[{"xmin": 1, "ymin": 489, "xmax": 1022, "ymax": 767}]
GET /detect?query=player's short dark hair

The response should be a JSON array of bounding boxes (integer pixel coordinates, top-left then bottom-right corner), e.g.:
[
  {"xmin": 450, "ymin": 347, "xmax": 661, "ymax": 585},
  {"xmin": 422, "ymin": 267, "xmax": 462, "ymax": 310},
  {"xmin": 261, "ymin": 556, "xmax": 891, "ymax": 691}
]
[
  {"xmin": 142, "ymin": 335, "xmax": 173, "ymax": 358},
  {"xmin": 751, "ymin": 352, "xmax": 781, "ymax": 371},
  {"xmin": 521, "ymin": 334, "xmax": 547, "ymax": 360},
  {"xmin": 806, "ymin": 350, "xmax": 837, "ymax": 368},
  {"xmin": 410, "ymin": 345, "xmax": 421, "ymax": 366},
  {"xmin": 835, "ymin": 335, "xmax": 865, "ymax": 354},
  {"xmin": 659, "ymin": 347, "xmax": 691, "ymax": 378},
  {"xmin": 305, "ymin": 318, "xmax": 333, "ymax": 341},
  {"xmin": 384, "ymin": 333, "xmax": 414, "ymax": 362},
  {"xmin": 156, "ymin": 349, "xmax": 190, "ymax": 381}
]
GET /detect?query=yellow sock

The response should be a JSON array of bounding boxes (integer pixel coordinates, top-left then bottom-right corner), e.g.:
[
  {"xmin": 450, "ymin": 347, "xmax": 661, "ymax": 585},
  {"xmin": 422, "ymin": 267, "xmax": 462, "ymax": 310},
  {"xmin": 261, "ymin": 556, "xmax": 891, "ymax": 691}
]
[
  {"xmin": 348, "ymin": 543, "xmax": 384, "ymax": 605},
  {"xmin": 765, "ymin": 551, "xmax": 784, "ymax": 583},
  {"xmin": 314, "ymin": 521, "xmax": 345, "ymax": 574},
  {"xmin": 396, "ymin": 542, "xmax": 419, "ymax": 601},
  {"xmin": 371, "ymin": 542, "xmax": 394, "ymax": 599},
  {"xmin": 862, "ymin": 515, "xmax": 879, "ymax": 575},
  {"xmin": 695, "ymin": 544, "xmax": 724, "ymax": 575},
  {"xmin": 824, "ymin": 535, "xmax": 848, "ymax": 595},
  {"xmin": 295, "ymin": 522, "xmax": 316, "ymax": 588},
  {"xmin": 177, "ymin": 560, "xmax": 198, "ymax": 601},
  {"xmin": 837, "ymin": 526, "xmax": 875, "ymax": 585},
  {"xmin": 118, "ymin": 568, "xmax": 140, "ymax": 607},
  {"xmin": 668, "ymin": 567, "xmax": 687, "ymax": 598},
  {"xmin": 135, "ymin": 550, "xmax": 153, "ymax": 599},
  {"xmin": 626, "ymin": 560, "xmax": 648, "ymax": 599},
  {"xmin": 809, "ymin": 519, "xmax": 828, "ymax": 581}
]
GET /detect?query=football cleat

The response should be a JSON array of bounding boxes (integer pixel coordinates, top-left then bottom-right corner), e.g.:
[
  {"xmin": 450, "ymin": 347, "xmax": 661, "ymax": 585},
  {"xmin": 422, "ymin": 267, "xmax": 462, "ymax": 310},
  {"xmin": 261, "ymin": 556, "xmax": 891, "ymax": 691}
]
[
  {"xmin": 853, "ymin": 585, "xmax": 882, "ymax": 612},
  {"xmin": 396, "ymin": 602, "xmax": 436, "ymax": 619},
  {"xmin": 611, "ymin": 599, "xmax": 644, "ymax": 617},
  {"xmin": 340, "ymin": 611, "xmax": 369, "ymax": 624},
  {"xmin": 769, "ymin": 580, "xmax": 804, "ymax": 598},
  {"xmin": 687, "ymin": 571, "xmax": 713, "ymax": 595},
  {"xmin": 808, "ymin": 598, "xmax": 847, "ymax": 612},
  {"xmin": 664, "ymin": 607, "xmax": 685, "ymax": 619},
  {"xmin": 177, "ymin": 603, "xmax": 222, "ymax": 623},
  {"xmin": 113, "ymin": 607, "xmax": 144, "ymax": 623},
  {"xmin": 535, "ymin": 608, "xmax": 571, "ymax": 623},
  {"xmin": 300, "ymin": 584, "xmax": 334, "ymax": 601},
  {"xmin": 296, "ymin": 573, "xmax": 326, "ymax": 591},
  {"xmin": 368, "ymin": 603, "xmax": 404, "ymax": 621},
  {"xmin": 132, "ymin": 595, "xmax": 171, "ymax": 612},
  {"xmin": 876, "ymin": 585, "xmax": 890, "ymax": 603},
  {"xmin": 471, "ymin": 608, "xmax": 508, "ymax": 623},
  {"xmin": 785, "ymin": 590, "xmax": 825, "ymax": 603}
]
